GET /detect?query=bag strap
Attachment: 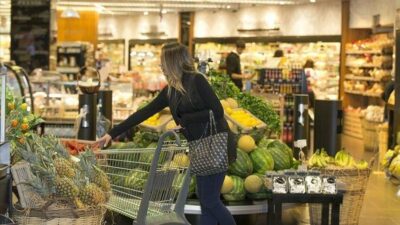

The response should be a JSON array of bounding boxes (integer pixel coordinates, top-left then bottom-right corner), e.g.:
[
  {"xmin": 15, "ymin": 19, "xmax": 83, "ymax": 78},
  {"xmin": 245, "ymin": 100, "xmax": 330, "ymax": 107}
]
[{"xmin": 209, "ymin": 110, "xmax": 218, "ymax": 135}]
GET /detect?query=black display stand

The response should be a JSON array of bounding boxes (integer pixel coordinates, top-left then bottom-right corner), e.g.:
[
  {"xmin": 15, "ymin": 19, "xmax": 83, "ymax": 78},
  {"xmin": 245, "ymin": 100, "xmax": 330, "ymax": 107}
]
[
  {"xmin": 97, "ymin": 90, "xmax": 113, "ymax": 123},
  {"xmin": 293, "ymin": 94, "xmax": 309, "ymax": 159},
  {"xmin": 314, "ymin": 100, "xmax": 342, "ymax": 156},
  {"xmin": 267, "ymin": 192, "xmax": 343, "ymax": 225},
  {"xmin": 78, "ymin": 94, "xmax": 97, "ymax": 140},
  {"xmin": 11, "ymin": 0, "xmax": 51, "ymax": 72}
]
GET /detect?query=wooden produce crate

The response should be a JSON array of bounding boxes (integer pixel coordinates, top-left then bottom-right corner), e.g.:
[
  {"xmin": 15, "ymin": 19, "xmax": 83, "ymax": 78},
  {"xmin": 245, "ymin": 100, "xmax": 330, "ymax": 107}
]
[
  {"xmin": 225, "ymin": 108, "xmax": 267, "ymax": 133},
  {"xmin": 139, "ymin": 112, "xmax": 173, "ymax": 133},
  {"xmin": 343, "ymin": 111, "xmax": 363, "ymax": 139}
]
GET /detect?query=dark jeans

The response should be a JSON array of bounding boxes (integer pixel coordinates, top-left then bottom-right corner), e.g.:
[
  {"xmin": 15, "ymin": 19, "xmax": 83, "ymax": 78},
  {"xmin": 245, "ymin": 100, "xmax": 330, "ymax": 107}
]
[{"xmin": 196, "ymin": 172, "xmax": 236, "ymax": 225}]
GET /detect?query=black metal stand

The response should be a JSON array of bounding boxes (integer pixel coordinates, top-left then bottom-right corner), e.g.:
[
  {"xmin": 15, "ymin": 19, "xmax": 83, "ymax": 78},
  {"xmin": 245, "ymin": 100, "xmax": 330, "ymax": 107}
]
[
  {"xmin": 78, "ymin": 93, "xmax": 97, "ymax": 140},
  {"xmin": 314, "ymin": 100, "xmax": 343, "ymax": 156},
  {"xmin": 267, "ymin": 193, "xmax": 343, "ymax": 225}
]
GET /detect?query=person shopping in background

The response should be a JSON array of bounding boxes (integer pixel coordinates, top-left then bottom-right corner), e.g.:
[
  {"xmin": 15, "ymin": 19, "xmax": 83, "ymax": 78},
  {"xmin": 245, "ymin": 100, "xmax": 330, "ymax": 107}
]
[
  {"xmin": 97, "ymin": 42, "xmax": 237, "ymax": 225},
  {"xmin": 226, "ymin": 40, "xmax": 252, "ymax": 90}
]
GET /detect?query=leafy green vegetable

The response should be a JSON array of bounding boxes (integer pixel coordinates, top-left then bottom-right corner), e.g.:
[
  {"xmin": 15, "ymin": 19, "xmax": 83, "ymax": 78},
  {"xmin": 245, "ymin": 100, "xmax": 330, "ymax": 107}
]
[{"xmin": 209, "ymin": 72, "xmax": 281, "ymax": 135}]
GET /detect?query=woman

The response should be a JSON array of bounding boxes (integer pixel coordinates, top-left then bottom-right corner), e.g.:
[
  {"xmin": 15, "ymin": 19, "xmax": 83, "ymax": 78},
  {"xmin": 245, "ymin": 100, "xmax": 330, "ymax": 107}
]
[{"xmin": 97, "ymin": 42, "xmax": 236, "ymax": 225}]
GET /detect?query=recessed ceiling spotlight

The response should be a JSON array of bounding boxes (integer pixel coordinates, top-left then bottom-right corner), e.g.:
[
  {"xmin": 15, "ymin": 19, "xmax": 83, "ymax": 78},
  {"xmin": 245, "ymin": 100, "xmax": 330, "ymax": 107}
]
[
  {"xmin": 310, "ymin": 0, "xmax": 316, "ymax": 2},
  {"xmin": 144, "ymin": 11, "xmax": 148, "ymax": 15},
  {"xmin": 161, "ymin": 9, "xmax": 167, "ymax": 14},
  {"xmin": 227, "ymin": 5, "xmax": 231, "ymax": 9}
]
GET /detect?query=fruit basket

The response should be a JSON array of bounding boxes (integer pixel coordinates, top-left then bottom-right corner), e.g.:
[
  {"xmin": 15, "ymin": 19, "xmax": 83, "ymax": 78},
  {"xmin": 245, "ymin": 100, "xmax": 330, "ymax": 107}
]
[
  {"xmin": 361, "ymin": 117, "xmax": 381, "ymax": 151},
  {"xmin": 11, "ymin": 162, "xmax": 106, "ymax": 225},
  {"xmin": 224, "ymin": 108, "xmax": 267, "ymax": 133},
  {"xmin": 13, "ymin": 205, "xmax": 105, "ymax": 225},
  {"xmin": 309, "ymin": 167, "xmax": 371, "ymax": 225}
]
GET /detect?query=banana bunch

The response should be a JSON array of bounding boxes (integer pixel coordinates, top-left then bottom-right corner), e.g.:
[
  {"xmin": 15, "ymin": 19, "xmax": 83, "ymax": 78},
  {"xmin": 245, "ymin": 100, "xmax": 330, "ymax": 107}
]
[
  {"xmin": 355, "ymin": 160, "xmax": 369, "ymax": 170},
  {"xmin": 334, "ymin": 149, "xmax": 369, "ymax": 169},
  {"xmin": 308, "ymin": 149, "xmax": 334, "ymax": 168},
  {"xmin": 334, "ymin": 149, "xmax": 356, "ymax": 168},
  {"xmin": 389, "ymin": 155, "xmax": 400, "ymax": 177},
  {"xmin": 381, "ymin": 146, "xmax": 400, "ymax": 169}
]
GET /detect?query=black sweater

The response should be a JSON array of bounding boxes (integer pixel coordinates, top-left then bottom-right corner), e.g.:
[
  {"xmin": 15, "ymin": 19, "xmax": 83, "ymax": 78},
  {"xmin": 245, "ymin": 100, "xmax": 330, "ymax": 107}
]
[{"xmin": 108, "ymin": 72, "xmax": 230, "ymax": 141}]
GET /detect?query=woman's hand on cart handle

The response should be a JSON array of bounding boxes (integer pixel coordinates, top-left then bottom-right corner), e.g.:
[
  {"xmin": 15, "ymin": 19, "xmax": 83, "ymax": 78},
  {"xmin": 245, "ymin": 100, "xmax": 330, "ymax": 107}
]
[{"xmin": 96, "ymin": 134, "xmax": 112, "ymax": 149}]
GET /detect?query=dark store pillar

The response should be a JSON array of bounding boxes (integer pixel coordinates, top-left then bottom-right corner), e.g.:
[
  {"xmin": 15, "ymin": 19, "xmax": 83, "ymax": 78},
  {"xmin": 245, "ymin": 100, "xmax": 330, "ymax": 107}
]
[
  {"xmin": 179, "ymin": 12, "xmax": 194, "ymax": 55},
  {"xmin": 394, "ymin": 2, "xmax": 400, "ymax": 145},
  {"xmin": 11, "ymin": 0, "xmax": 50, "ymax": 72}
]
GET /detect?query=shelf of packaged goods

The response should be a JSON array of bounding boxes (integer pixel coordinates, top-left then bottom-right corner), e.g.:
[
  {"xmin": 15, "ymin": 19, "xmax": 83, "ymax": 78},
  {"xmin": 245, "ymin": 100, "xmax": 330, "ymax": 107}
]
[
  {"xmin": 346, "ymin": 64, "xmax": 381, "ymax": 68},
  {"xmin": 56, "ymin": 67, "xmax": 80, "ymax": 74},
  {"xmin": 344, "ymin": 90, "xmax": 382, "ymax": 97},
  {"xmin": 346, "ymin": 50, "xmax": 382, "ymax": 55},
  {"xmin": 345, "ymin": 75, "xmax": 381, "ymax": 82}
]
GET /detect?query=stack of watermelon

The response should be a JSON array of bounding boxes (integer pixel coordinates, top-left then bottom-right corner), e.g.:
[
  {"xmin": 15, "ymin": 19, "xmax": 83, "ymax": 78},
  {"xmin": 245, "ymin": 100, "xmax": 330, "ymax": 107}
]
[{"xmin": 221, "ymin": 135, "xmax": 296, "ymax": 201}]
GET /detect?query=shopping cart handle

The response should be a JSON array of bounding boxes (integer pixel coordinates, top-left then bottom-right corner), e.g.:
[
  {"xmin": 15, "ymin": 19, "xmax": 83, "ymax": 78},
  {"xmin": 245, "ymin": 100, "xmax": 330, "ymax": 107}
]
[{"xmin": 158, "ymin": 130, "xmax": 181, "ymax": 147}]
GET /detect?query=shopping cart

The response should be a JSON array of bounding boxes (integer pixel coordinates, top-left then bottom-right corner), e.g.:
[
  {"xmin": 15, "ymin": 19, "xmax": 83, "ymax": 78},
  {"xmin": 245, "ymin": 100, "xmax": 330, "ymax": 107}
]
[{"xmin": 96, "ymin": 131, "xmax": 191, "ymax": 225}]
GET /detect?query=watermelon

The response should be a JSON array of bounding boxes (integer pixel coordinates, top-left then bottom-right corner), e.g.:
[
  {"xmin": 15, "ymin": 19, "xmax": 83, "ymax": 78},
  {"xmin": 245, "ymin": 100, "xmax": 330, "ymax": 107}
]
[
  {"xmin": 173, "ymin": 173, "xmax": 196, "ymax": 198},
  {"xmin": 249, "ymin": 146, "xmax": 274, "ymax": 174},
  {"xmin": 266, "ymin": 140, "xmax": 293, "ymax": 170},
  {"xmin": 124, "ymin": 169, "xmax": 148, "ymax": 189},
  {"xmin": 228, "ymin": 149, "xmax": 253, "ymax": 178},
  {"xmin": 222, "ymin": 176, "xmax": 245, "ymax": 201}
]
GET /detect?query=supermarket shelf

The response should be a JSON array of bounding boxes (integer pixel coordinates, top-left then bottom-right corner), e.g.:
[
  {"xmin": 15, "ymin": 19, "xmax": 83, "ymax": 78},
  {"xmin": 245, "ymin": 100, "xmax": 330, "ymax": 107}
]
[
  {"xmin": 344, "ymin": 75, "xmax": 381, "ymax": 81},
  {"xmin": 346, "ymin": 50, "xmax": 381, "ymax": 55},
  {"xmin": 344, "ymin": 90, "xmax": 382, "ymax": 97},
  {"xmin": 56, "ymin": 67, "xmax": 80, "ymax": 74},
  {"xmin": 346, "ymin": 64, "xmax": 381, "ymax": 68}
]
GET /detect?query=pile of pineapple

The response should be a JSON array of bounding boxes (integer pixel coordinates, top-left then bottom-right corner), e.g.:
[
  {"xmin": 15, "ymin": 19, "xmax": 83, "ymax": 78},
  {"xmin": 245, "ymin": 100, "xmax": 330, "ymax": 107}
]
[{"xmin": 13, "ymin": 134, "xmax": 111, "ymax": 209}]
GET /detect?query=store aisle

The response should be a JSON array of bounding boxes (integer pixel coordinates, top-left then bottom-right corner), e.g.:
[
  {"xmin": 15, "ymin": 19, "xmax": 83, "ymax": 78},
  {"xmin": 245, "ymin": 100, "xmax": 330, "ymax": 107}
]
[
  {"xmin": 342, "ymin": 134, "xmax": 400, "ymax": 225},
  {"xmin": 359, "ymin": 172, "xmax": 400, "ymax": 225}
]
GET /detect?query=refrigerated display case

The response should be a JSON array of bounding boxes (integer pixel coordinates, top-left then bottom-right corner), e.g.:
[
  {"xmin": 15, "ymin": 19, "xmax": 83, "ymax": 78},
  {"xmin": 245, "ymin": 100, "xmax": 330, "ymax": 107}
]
[
  {"xmin": 4, "ymin": 63, "xmax": 34, "ymax": 112},
  {"xmin": 129, "ymin": 39, "xmax": 176, "ymax": 92}
]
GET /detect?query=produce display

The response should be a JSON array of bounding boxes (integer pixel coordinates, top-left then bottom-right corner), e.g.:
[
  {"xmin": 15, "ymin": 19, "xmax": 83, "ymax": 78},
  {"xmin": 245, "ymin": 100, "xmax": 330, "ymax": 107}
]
[
  {"xmin": 12, "ymin": 134, "xmax": 110, "ymax": 209},
  {"xmin": 222, "ymin": 135, "xmax": 296, "ymax": 201},
  {"xmin": 5, "ymin": 89, "xmax": 110, "ymax": 211}
]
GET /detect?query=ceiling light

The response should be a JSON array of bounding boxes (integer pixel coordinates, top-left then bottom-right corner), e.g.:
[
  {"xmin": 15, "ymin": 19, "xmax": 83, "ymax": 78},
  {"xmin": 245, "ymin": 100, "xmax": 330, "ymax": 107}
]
[
  {"xmin": 310, "ymin": 0, "xmax": 316, "ymax": 2},
  {"xmin": 94, "ymin": 3, "xmax": 106, "ymax": 13},
  {"xmin": 144, "ymin": 11, "xmax": 149, "ymax": 15},
  {"xmin": 227, "ymin": 5, "xmax": 231, "ymax": 8},
  {"xmin": 161, "ymin": 9, "xmax": 167, "ymax": 14},
  {"xmin": 61, "ymin": 8, "xmax": 80, "ymax": 18}
]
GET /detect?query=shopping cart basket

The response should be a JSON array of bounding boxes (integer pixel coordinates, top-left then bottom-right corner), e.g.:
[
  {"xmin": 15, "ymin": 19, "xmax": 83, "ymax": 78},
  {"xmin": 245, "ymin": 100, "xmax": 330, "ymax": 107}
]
[{"xmin": 96, "ymin": 131, "xmax": 191, "ymax": 225}]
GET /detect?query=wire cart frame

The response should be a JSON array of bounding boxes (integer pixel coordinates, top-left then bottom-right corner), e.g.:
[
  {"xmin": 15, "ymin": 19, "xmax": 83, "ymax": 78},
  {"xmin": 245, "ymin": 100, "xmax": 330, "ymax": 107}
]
[{"xmin": 96, "ymin": 131, "xmax": 191, "ymax": 225}]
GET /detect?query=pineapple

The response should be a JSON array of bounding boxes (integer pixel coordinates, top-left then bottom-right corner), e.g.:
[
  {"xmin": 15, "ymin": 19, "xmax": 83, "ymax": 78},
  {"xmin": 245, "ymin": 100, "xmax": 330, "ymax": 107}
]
[
  {"xmin": 55, "ymin": 177, "xmax": 79, "ymax": 199},
  {"xmin": 79, "ymin": 151, "xmax": 111, "ymax": 192},
  {"xmin": 74, "ymin": 198, "xmax": 86, "ymax": 209},
  {"xmin": 92, "ymin": 166, "xmax": 111, "ymax": 192},
  {"xmin": 79, "ymin": 183, "xmax": 106, "ymax": 206},
  {"xmin": 54, "ymin": 158, "xmax": 76, "ymax": 178}
]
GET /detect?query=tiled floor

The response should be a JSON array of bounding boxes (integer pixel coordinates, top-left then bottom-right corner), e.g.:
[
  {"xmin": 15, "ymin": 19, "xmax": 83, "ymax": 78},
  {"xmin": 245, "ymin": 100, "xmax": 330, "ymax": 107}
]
[{"xmin": 342, "ymin": 134, "xmax": 400, "ymax": 225}]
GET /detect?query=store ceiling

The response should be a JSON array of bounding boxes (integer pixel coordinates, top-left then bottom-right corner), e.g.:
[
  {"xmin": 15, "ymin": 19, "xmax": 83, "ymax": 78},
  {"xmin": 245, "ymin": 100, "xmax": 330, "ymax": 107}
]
[{"xmin": 56, "ymin": 0, "xmax": 339, "ymax": 15}]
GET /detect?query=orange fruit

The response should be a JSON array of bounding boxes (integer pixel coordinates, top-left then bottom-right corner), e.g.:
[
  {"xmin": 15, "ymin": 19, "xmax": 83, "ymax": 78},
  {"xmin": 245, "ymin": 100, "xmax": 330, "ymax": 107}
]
[
  {"xmin": 11, "ymin": 120, "xmax": 18, "ymax": 127},
  {"xmin": 21, "ymin": 123, "xmax": 29, "ymax": 131}
]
